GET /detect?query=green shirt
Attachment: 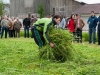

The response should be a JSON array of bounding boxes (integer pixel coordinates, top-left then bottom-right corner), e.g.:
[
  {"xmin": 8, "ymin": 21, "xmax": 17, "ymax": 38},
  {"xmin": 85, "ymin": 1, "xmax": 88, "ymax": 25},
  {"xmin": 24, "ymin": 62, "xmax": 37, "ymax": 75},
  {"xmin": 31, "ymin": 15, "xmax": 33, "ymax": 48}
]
[{"xmin": 33, "ymin": 18, "xmax": 55, "ymax": 43}]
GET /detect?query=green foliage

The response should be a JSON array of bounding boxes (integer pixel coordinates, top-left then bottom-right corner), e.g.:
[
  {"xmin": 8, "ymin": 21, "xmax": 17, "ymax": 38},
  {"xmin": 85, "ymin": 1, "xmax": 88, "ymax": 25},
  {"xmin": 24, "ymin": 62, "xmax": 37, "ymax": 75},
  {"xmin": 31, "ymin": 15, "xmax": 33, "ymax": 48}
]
[
  {"xmin": 0, "ymin": 0, "xmax": 4, "ymax": 15},
  {"xmin": 82, "ymin": 32, "xmax": 98, "ymax": 42},
  {"xmin": 0, "ymin": 35, "xmax": 100, "ymax": 74},
  {"xmin": 82, "ymin": 32, "xmax": 89, "ymax": 41},
  {"xmin": 37, "ymin": 4, "xmax": 45, "ymax": 18},
  {"xmin": 40, "ymin": 29, "xmax": 78, "ymax": 62}
]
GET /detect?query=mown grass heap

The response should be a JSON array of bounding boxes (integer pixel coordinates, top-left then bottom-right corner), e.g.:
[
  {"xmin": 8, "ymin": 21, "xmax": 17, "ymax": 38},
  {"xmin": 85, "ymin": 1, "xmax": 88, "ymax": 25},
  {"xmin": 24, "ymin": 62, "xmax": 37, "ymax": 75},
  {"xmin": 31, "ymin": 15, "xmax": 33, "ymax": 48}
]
[{"xmin": 40, "ymin": 29, "xmax": 76, "ymax": 62}]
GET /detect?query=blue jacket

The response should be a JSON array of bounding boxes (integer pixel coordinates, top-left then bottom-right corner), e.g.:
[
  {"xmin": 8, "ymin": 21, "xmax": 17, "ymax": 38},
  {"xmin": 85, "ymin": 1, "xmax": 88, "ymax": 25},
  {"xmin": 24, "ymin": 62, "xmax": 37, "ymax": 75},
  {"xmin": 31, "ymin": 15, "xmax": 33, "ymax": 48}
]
[
  {"xmin": 98, "ymin": 16, "xmax": 100, "ymax": 29},
  {"xmin": 87, "ymin": 15, "xmax": 98, "ymax": 28}
]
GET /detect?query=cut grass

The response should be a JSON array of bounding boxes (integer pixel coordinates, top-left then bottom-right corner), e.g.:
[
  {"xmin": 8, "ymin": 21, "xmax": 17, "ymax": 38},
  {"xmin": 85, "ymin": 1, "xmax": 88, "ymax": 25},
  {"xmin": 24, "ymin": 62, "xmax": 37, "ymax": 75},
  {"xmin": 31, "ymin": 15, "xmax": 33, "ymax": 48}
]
[{"xmin": 0, "ymin": 38, "xmax": 100, "ymax": 75}]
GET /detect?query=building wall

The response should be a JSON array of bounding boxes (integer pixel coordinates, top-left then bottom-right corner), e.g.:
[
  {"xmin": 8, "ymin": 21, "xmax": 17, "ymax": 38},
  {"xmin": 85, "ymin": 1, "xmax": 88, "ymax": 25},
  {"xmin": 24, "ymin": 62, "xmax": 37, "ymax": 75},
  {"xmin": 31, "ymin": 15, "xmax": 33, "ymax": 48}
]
[
  {"xmin": 50, "ymin": 0, "xmax": 82, "ymax": 17},
  {"xmin": 10, "ymin": 0, "xmax": 50, "ymax": 18},
  {"xmin": 10, "ymin": 0, "xmax": 82, "ymax": 18}
]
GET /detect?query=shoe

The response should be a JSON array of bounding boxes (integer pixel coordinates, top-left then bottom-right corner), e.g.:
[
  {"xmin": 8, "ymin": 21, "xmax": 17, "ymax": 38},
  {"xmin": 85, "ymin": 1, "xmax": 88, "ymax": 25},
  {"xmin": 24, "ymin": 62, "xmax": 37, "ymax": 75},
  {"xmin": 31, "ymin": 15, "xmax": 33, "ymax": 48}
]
[
  {"xmin": 93, "ymin": 42, "xmax": 95, "ymax": 44},
  {"xmin": 98, "ymin": 43, "xmax": 100, "ymax": 45}
]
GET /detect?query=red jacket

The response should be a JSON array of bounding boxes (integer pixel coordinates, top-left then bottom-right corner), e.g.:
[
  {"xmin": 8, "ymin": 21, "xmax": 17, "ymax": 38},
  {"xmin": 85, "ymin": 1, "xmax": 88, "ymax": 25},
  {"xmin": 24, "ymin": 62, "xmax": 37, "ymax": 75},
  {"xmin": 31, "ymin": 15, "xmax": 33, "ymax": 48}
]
[{"xmin": 67, "ymin": 19, "xmax": 75, "ymax": 33}]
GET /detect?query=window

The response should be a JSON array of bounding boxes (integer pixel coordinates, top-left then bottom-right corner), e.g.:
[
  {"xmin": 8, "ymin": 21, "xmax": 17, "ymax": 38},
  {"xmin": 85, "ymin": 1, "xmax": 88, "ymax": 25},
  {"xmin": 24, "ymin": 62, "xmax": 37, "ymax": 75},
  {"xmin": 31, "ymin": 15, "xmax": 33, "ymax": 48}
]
[{"xmin": 24, "ymin": 0, "xmax": 33, "ymax": 7}]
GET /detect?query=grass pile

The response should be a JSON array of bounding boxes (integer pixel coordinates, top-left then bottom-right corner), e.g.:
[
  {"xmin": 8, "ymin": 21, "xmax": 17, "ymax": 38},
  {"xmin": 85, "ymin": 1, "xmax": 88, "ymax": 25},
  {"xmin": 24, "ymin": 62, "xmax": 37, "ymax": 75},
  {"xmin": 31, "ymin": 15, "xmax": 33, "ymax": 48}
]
[{"xmin": 40, "ymin": 29, "xmax": 77, "ymax": 62}]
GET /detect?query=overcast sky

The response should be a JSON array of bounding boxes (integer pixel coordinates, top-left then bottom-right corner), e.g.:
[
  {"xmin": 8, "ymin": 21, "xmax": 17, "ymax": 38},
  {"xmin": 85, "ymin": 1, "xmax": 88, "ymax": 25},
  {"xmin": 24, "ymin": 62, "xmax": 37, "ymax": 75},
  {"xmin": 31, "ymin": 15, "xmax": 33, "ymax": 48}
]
[
  {"xmin": 2, "ymin": 0, "xmax": 100, "ymax": 4},
  {"xmin": 76, "ymin": 0, "xmax": 100, "ymax": 4}
]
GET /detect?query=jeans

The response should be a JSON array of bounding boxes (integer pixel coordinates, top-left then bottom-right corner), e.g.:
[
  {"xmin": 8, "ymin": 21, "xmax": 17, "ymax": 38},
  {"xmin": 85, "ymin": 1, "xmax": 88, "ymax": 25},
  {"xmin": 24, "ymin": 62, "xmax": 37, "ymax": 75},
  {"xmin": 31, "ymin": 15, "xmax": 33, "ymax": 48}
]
[
  {"xmin": 0, "ymin": 26, "xmax": 1, "ymax": 32},
  {"xmin": 1, "ymin": 27, "xmax": 9, "ymax": 38},
  {"xmin": 89, "ymin": 28, "xmax": 96, "ymax": 44},
  {"xmin": 24, "ymin": 27, "xmax": 29, "ymax": 38}
]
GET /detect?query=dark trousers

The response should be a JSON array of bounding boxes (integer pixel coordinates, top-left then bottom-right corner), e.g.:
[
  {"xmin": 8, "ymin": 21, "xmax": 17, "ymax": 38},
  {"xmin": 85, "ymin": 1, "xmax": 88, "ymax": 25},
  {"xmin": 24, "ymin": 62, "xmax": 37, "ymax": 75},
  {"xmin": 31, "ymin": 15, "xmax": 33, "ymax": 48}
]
[
  {"xmin": 89, "ymin": 28, "xmax": 96, "ymax": 44},
  {"xmin": 98, "ymin": 29, "xmax": 100, "ymax": 44},
  {"xmin": 9, "ymin": 30, "xmax": 12, "ymax": 38},
  {"xmin": 32, "ymin": 27, "xmax": 45, "ymax": 48},
  {"xmin": 0, "ymin": 26, "xmax": 1, "ymax": 32},
  {"xmin": 9, "ymin": 29, "xmax": 15, "ymax": 38},
  {"xmin": 76, "ymin": 28, "xmax": 82, "ymax": 42},
  {"xmin": 15, "ymin": 28, "xmax": 20, "ymax": 38},
  {"xmin": 24, "ymin": 27, "xmax": 29, "ymax": 38},
  {"xmin": 1, "ymin": 27, "xmax": 9, "ymax": 38},
  {"xmin": 12, "ymin": 29, "xmax": 15, "ymax": 38}
]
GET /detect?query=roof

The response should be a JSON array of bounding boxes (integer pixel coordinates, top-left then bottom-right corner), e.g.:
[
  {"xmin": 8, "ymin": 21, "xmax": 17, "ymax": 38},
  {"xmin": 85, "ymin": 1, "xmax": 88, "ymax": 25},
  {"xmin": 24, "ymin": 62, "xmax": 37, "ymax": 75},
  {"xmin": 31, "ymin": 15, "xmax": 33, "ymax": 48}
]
[{"xmin": 73, "ymin": 3, "xmax": 100, "ymax": 14}]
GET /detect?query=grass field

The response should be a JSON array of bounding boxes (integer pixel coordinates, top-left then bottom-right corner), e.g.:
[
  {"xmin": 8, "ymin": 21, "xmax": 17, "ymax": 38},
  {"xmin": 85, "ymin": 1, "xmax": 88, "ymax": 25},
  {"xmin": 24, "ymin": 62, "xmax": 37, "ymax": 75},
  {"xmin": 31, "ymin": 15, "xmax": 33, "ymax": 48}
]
[{"xmin": 0, "ymin": 38, "xmax": 100, "ymax": 75}]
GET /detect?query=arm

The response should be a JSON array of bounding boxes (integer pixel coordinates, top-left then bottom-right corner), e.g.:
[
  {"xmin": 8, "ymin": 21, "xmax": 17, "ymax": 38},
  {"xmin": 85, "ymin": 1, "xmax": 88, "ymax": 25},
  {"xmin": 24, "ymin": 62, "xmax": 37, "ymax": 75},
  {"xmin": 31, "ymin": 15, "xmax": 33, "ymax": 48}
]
[
  {"xmin": 82, "ymin": 19, "xmax": 85, "ymax": 27},
  {"xmin": 87, "ymin": 17, "xmax": 90, "ymax": 24},
  {"xmin": 1, "ymin": 20, "xmax": 3, "ymax": 27},
  {"xmin": 63, "ymin": 19, "xmax": 66, "ymax": 29},
  {"xmin": 43, "ymin": 22, "xmax": 50, "ymax": 44},
  {"xmin": 43, "ymin": 22, "xmax": 54, "ymax": 47}
]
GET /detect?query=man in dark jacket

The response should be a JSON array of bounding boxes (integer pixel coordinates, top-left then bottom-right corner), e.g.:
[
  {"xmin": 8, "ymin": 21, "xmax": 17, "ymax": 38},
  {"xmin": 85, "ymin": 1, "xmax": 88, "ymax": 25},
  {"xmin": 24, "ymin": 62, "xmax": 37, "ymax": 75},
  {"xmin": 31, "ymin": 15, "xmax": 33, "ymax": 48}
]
[
  {"xmin": 23, "ymin": 15, "xmax": 30, "ymax": 38},
  {"xmin": 87, "ymin": 11, "xmax": 98, "ymax": 44},
  {"xmin": 97, "ymin": 16, "xmax": 100, "ymax": 45}
]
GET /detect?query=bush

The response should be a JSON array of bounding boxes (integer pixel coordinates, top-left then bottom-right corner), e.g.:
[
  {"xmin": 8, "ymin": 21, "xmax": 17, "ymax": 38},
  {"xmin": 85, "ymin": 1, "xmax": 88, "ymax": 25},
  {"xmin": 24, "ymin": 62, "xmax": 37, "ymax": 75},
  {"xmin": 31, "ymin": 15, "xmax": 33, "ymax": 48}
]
[
  {"xmin": 82, "ymin": 32, "xmax": 98, "ymax": 42},
  {"xmin": 20, "ymin": 30, "xmax": 32, "ymax": 37}
]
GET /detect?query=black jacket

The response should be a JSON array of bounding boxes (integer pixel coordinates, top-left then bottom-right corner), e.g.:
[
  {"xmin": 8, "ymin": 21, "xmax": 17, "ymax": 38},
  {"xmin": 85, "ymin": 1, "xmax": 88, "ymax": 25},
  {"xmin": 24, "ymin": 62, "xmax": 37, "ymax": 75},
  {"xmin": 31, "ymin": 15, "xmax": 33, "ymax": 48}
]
[{"xmin": 23, "ymin": 18, "xmax": 30, "ymax": 27}]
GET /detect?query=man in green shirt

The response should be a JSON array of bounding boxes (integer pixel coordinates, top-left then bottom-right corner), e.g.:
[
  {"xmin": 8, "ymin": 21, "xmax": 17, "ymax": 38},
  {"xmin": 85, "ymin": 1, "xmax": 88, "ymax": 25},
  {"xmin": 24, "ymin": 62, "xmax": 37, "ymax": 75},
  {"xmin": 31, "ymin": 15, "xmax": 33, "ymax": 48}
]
[{"xmin": 32, "ymin": 15, "xmax": 61, "ymax": 48}]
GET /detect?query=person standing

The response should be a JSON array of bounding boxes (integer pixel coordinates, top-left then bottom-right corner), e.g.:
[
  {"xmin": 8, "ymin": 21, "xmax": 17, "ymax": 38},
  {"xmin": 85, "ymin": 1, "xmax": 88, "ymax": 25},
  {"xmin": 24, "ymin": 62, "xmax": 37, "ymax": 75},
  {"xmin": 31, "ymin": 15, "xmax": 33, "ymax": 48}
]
[
  {"xmin": 67, "ymin": 14, "xmax": 75, "ymax": 34},
  {"xmin": 13, "ymin": 17, "xmax": 22, "ymax": 38},
  {"xmin": 23, "ymin": 15, "xmax": 30, "ymax": 38},
  {"xmin": 30, "ymin": 15, "xmax": 37, "ymax": 38},
  {"xmin": 0, "ymin": 16, "xmax": 2, "ymax": 34},
  {"xmin": 58, "ymin": 16, "xmax": 66, "ymax": 29},
  {"xmin": 11, "ymin": 17, "xmax": 15, "ymax": 38},
  {"xmin": 75, "ymin": 14, "xmax": 85, "ymax": 43},
  {"xmin": 32, "ymin": 15, "xmax": 61, "ymax": 48},
  {"xmin": 1, "ymin": 16, "xmax": 10, "ymax": 38},
  {"xmin": 97, "ymin": 16, "xmax": 100, "ymax": 45},
  {"xmin": 8, "ymin": 18, "xmax": 13, "ymax": 38},
  {"xmin": 87, "ymin": 11, "xmax": 98, "ymax": 44}
]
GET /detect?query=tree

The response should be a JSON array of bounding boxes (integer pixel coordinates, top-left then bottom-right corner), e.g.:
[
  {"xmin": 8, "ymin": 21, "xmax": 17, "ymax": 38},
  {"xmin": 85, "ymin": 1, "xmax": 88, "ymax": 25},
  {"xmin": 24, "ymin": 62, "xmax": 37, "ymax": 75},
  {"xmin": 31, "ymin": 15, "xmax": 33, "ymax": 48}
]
[
  {"xmin": 0, "ymin": 0, "xmax": 4, "ymax": 15},
  {"xmin": 37, "ymin": 4, "xmax": 45, "ymax": 18}
]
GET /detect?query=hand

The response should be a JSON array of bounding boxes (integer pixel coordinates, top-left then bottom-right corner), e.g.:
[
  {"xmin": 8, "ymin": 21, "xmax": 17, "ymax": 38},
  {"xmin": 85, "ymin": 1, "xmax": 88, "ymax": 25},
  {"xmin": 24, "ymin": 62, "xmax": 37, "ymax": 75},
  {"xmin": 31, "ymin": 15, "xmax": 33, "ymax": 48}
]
[{"xmin": 50, "ymin": 42, "xmax": 54, "ymax": 48}]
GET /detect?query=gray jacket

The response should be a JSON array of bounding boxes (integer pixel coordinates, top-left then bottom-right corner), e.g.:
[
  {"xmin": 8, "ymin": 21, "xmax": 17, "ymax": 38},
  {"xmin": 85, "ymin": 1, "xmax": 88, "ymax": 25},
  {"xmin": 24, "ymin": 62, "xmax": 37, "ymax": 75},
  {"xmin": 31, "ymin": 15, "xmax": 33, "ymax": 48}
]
[{"xmin": 1, "ymin": 19, "xmax": 10, "ymax": 27}]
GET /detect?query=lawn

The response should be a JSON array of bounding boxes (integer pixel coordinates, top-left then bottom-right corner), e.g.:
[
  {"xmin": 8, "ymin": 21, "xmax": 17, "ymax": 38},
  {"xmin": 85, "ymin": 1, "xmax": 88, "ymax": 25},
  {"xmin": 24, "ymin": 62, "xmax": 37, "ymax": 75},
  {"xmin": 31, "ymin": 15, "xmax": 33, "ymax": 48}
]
[{"xmin": 0, "ymin": 38, "xmax": 100, "ymax": 75}]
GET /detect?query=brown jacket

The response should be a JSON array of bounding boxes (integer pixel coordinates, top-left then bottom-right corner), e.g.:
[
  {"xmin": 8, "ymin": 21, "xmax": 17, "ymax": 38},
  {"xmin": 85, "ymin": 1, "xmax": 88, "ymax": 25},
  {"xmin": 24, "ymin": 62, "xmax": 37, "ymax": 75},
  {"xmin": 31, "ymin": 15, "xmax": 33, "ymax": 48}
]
[
  {"xmin": 13, "ymin": 21, "xmax": 22, "ymax": 29},
  {"xmin": 9, "ymin": 21, "xmax": 13, "ymax": 30},
  {"xmin": 75, "ymin": 18, "xmax": 85, "ymax": 30}
]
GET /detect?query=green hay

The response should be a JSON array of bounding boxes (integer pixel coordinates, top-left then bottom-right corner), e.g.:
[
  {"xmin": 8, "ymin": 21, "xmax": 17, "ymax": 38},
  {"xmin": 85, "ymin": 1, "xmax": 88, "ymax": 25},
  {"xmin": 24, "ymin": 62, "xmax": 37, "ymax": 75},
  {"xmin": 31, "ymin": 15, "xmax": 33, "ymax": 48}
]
[{"xmin": 40, "ymin": 29, "xmax": 76, "ymax": 62}]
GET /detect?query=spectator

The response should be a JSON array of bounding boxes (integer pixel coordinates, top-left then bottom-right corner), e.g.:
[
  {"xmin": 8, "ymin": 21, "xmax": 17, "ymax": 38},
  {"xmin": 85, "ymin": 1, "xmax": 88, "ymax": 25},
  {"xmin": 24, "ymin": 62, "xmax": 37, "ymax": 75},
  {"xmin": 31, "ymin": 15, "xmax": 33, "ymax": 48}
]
[
  {"xmin": 97, "ymin": 16, "xmax": 100, "ymax": 45},
  {"xmin": 67, "ymin": 14, "xmax": 75, "ymax": 34},
  {"xmin": 58, "ymin": 15, "xmax": 66, "ymax": 29},
  {"xmin": 1, "ymin": 16, "xmax": 10, "ymax": 38},
  {"xmin": 87, "ymin": 11, "xmax": 98, "ymax": 44},
  {"xmin": 23, "ymin": 15, "xmax": 30, "ymax": 38},
  {"xmin": 11, "ymin": 17, "xmax": 15, "ymax": 38},
  {"xmin": 13, "ymin": 17, "xmax": 22, "ymax": 38},
  {"xmin": 30, "ymin": 15, "xmax": 37, "ymax": 38},
  {"xmin": 0, "ymin": 16, "xmax": 2, "ymax": 33},
  {"xmin": 8, "ymin": 18, "xmax": 13, "ymax": 38},
  {"xmin": 75, "ymin": 14, "xmax": 85, "ymax": 43}
]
